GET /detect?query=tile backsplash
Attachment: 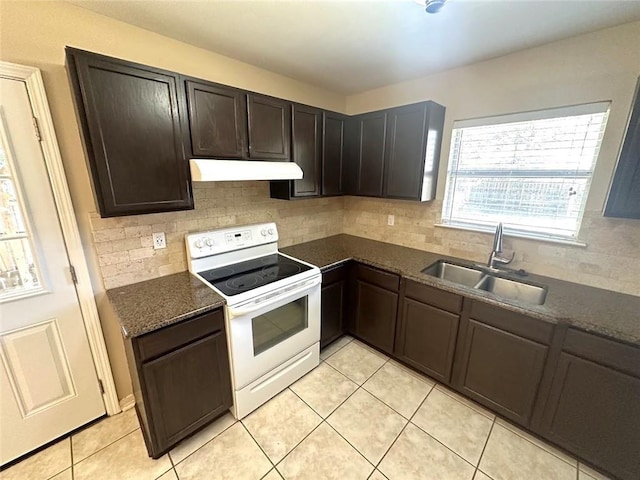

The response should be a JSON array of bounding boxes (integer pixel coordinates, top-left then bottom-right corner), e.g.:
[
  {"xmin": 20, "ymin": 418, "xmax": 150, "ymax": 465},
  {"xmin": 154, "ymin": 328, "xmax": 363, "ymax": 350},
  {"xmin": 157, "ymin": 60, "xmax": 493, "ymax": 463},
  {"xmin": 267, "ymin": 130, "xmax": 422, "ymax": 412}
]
[
  {"xmin": 90, "ymin": 182, "xmax": 344, "ymax": 289},
  {"xmin": 90, "ymin": 183, "xmax": 639, "ymax": 296},
  {"xmin": 343, "ymin": 196, "xmax": 640, "ymax": 296}
]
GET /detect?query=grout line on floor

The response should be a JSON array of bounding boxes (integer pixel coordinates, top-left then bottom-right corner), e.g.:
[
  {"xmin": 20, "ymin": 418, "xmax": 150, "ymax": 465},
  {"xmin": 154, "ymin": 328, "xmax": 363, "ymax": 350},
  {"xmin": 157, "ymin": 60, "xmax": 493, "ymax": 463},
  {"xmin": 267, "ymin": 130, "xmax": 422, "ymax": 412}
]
[
  {"xmin": 493, "ymin": 419, "xmax": 579, "ymax": 468},
  {"xmin": 70, "ymin": 417, "xmax": 141, "ymax": 467},
  {"xmin": 71, "ymin": 426, "xmax": 142, "ymax": 470},
  {"xmin": 271, "ymin": 420, "xmax": 327, "ymax": 471},
  {"xmin": 169, "ymin": 416, "xmax": 238, "ymax": 469},
  {"xmin": 239, "ymin": 421, "xmax": 277, "ymax": 469},
  {"xmin": 473, "ymin": 417, "xmax": 497, "ymax": 478}
]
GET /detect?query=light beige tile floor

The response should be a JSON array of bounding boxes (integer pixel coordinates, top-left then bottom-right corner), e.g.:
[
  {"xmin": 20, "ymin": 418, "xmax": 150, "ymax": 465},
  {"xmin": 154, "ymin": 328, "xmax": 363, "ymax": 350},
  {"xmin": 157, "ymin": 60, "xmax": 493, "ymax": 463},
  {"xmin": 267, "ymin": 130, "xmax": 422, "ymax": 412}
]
[{"xmin": 1, "ymin": 335, "xmax": 615, "ymax": 480}]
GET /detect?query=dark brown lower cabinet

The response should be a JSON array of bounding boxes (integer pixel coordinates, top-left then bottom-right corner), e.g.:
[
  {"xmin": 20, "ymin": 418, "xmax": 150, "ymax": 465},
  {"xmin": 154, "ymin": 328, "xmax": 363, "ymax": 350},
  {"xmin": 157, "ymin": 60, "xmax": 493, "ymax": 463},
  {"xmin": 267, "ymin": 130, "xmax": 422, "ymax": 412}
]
[
  {"xmin": 534, "ymin": 329, "xmax": 640, "ymax": 480},
  {"xmin": 452, "ymin": 301, "xmax": 553, "ymax": 426},
  {"xmin": 125, "ymin": 309, "xmax": 232, "ymax": 458},
  {"xmin": 353, "ymin": 264, "xmax": 399, "ymax": 354},
  {"xmin": 394, "ymin": 281, "xmax": 462, "ymax": 384},
  {"xmin": 321, "ymin": 264, "xmax": 348, "ymax": 348}
]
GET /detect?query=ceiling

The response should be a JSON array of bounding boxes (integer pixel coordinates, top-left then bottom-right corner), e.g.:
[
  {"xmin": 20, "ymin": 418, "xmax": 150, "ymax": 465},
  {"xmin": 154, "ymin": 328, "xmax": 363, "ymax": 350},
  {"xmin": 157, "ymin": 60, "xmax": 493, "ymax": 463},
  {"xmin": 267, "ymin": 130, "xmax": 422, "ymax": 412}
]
[{"xmin": 69, "ymin": 0, "xmax": 640, "ymax": 95}]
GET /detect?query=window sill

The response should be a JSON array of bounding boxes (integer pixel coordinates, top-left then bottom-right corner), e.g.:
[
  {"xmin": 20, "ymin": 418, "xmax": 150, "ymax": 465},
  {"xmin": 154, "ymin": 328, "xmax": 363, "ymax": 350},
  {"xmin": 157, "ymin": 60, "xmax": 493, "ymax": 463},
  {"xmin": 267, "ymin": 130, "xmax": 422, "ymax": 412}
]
[{"xmin": 434, "ymin": 223, "xmax": 588, "ymax": 248}]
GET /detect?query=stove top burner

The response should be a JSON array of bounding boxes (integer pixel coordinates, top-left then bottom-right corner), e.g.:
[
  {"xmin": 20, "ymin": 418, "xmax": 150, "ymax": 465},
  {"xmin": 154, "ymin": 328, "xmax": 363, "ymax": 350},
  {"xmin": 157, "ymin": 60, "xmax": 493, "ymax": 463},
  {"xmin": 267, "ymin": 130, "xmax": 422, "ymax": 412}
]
[{"xmin": 198, "ymin": 254, "xmax": 312, "ymax": 296}]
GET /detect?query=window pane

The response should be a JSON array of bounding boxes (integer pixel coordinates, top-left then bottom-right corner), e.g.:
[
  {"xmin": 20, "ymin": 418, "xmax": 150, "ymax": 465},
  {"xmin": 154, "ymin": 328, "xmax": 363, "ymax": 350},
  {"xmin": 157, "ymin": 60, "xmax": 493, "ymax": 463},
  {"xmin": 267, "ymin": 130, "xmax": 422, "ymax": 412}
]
[
  {"xmin": 0, "ymin": 238, "xmax": 41, "ymax": 298},
  {"xmin": 443, "ymin": 104, "xmax": 610, "ymax": 240},
  {"xmin": 1, "ymin": 178, "xmax": 28, "ymax": 237}
]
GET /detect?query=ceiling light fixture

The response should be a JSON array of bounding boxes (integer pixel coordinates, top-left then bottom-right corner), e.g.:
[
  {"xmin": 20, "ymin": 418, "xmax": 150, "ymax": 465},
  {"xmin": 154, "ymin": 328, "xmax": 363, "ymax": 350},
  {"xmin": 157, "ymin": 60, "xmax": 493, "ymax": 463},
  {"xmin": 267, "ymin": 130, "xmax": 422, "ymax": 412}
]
[{"xmin": 425, "ymin": 0, "xmax": 447, "ymax": 14}]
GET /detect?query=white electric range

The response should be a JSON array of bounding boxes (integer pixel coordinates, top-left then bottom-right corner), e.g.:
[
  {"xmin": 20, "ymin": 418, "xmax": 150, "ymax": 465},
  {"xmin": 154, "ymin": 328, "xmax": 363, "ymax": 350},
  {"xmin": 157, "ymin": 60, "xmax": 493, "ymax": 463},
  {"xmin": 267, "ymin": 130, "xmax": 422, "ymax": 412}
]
[{"xmin": 186, "ymin": 222, "xmax": 321, "ymax": 419}]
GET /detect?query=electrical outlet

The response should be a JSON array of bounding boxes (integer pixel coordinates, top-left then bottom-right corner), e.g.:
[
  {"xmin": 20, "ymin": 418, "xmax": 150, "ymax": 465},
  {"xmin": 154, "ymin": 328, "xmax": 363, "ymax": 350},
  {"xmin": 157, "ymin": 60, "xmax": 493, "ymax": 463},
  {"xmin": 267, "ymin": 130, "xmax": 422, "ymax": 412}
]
[
  {"xmin": 152, "ymin": 232, "xmax": 166, "ymax": 250},
  {"xmin": 387, "ymin": 214, "xmax": 395, "ymax": 226}
]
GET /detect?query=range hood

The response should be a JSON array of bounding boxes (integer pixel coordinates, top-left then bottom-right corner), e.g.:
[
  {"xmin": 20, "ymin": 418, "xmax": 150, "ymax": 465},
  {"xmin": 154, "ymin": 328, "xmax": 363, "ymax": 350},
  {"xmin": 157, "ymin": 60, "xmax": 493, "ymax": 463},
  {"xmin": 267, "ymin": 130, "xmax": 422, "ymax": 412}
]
[{"xmin": 190, "ymin": 159, "xmax": 303, "ymax": 182}]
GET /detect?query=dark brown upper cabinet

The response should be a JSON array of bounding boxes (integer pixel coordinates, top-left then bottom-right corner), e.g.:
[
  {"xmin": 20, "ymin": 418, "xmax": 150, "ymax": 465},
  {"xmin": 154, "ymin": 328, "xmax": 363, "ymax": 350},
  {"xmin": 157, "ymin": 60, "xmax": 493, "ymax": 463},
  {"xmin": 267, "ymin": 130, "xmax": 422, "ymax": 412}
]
[
  {"xmin": 383, "ymin": 101, "xmax": 446, "ymax": 201},
  {"xmin": 270, "ymin": 104, "xmax": 322, "ymax": 199},
  {"xmin": 604, "ymin": 78, "xmax": 640, "ymax": 219},
  {"xmin": 247, "ymin": 93, "xmax": 291, "ymax": 161},
  {"xmin": 184, "ymin": 79, "xmax": 247, "ymax": 158},
  {"xmin": 353, "ymin": 111, "xmax": 388, "ymax": 196},
  {"xmin": 322, "ymin": 112, "xmax": 348, "ymax": 196},
  {"xmin": 66, "ymin": 48, "xmax": 193, "ymax": 217}
]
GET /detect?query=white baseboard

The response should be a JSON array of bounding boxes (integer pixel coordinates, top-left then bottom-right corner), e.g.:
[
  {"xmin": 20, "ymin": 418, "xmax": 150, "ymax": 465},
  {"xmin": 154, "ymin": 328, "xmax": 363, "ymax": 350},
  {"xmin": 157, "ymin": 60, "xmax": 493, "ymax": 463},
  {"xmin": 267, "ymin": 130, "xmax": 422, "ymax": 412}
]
[{"xmin": 118, "ymin": 394, "xmax": 136, "ymax": 412}]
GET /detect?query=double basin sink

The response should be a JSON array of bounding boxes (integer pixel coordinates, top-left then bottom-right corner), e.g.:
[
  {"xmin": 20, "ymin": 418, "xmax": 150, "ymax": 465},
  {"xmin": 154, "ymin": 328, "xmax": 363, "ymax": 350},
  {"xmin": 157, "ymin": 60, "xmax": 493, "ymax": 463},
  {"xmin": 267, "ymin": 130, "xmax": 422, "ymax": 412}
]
[{"xmin": 422, "ymin": 260, "xmax": 548, "ymax": 305}]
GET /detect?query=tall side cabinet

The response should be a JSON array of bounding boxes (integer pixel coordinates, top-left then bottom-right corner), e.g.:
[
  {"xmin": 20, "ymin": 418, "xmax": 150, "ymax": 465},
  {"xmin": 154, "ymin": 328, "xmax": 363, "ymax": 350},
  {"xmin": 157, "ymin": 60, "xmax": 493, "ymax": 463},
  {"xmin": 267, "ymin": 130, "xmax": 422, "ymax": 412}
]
[{"xmin": 604, "ymin": 77, "xmax": 640, "ymax": 219}]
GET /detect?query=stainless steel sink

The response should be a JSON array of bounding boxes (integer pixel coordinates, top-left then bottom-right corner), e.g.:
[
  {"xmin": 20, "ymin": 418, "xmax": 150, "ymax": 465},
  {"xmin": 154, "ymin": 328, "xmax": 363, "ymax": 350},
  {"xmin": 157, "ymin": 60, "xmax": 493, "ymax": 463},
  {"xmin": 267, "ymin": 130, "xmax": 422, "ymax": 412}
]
[
  {"xmin": 422, "ymin": 259, "xmax": 548, "ymax": 305},
  {"xmin": 475, "ymin": 275, "xmax": 547, "ymax": 305},
  {"xmin": 421, "ymin": 261, "xmax": 485, "ymax": 288}
]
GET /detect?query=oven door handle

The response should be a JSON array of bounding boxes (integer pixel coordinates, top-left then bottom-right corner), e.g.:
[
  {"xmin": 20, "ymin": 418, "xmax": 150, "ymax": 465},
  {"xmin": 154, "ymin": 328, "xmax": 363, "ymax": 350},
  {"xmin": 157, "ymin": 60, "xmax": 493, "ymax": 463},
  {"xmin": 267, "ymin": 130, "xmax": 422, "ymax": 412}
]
[{"xmin": 227, "ymin": 276, "xmax": 320, "ymax": 318}]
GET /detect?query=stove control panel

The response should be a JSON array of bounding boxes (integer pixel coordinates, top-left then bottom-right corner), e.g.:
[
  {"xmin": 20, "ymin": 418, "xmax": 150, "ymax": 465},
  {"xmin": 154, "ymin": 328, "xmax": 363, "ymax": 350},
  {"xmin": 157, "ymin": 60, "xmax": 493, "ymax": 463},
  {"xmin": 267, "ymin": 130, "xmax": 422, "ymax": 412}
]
[{"xmin": 186, "ymin": 222, "xmax": 278, "ymax": 259}]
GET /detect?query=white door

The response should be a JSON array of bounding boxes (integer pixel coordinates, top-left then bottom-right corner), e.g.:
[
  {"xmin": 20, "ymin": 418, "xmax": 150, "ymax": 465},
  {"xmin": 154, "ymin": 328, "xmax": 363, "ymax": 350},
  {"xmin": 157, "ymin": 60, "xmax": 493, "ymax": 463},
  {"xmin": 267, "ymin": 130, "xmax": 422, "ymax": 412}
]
[{"xmin": 0, "ymin": 77, "xmax": 105, "ymax": 466}]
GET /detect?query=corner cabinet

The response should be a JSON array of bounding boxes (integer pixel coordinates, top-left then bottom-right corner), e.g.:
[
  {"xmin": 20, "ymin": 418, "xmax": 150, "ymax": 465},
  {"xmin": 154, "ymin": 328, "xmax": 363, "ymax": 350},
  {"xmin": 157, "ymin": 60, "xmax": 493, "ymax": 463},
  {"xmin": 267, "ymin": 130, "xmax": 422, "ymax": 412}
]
[
  {"xmin": 124, "ymin": 309, "xmax": 232, "ymax": 458},
  {"xmin": 321, "ymin": 263, "xmax": 349, "ymax": 348},
  {"xmin": 351, "ymin": 111, "xmax": 388, "ymax": 197},
  {"xmin": 533, "ymin": 329, "xmax": 640, "ymax": 480},
  {"xmin": 247, "ymin": 93, "xmax": 291, "ymax": 161},
  {"xmin": 270, "ymin": 104, "xmax": 322, "ymax": 199},
  {"xmin": 322, "ymin": 112, "xmax": 348, "ymax": 196},
  {"xmin": 604, "ymin": 77, "xmax": 640, "ymax": 219},
  {"xmin": 66, "ymin": 48, "xmax": 193, "ymax": 217}
]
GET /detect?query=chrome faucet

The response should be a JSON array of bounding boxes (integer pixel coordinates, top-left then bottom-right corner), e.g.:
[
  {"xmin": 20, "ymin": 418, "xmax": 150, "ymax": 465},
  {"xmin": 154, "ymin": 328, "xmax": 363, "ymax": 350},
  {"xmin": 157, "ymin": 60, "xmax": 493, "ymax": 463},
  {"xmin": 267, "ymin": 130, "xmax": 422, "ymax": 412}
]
[{"xmin": 487, "ymin": 222, "xmax": 515, "ymax": 270}]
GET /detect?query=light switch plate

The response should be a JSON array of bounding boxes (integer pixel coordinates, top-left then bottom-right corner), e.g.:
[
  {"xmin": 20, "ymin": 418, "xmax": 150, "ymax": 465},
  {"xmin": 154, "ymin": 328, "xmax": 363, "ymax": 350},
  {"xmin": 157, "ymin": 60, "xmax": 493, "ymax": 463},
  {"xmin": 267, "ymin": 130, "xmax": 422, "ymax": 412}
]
[{"xmin": 387, "ymin": 214, "xmax": 395, "ymax": 226}]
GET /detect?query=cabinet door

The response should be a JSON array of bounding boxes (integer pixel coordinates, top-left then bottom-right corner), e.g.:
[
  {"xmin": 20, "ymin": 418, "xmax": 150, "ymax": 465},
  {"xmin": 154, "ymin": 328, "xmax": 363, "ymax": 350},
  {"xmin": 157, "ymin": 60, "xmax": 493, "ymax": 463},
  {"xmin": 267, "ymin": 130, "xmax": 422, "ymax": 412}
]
[
  {"xmin": 539, "ymin": 353, "xmax": 640, "ymax": 480},
  {"xmin": 292, "ymin": 104, "xmax": 322, "ymax": 197},
  {"xmin": 247, "ymin": 94, "xmax": 291, "ymax": 160},
  {"xmin": 67, "ymin": 48, "xmax": 193, "ymax": 217},
  {"xmin": 185, "ymin": 80, "xmax": 247, "ymax": 158},
  {"xmin": 453, "ymin": 319, "xmax": 548, "ymax": 426},
  {"xmin": 395, "ymin": 298, "xmax": 459, "ymax": 384},
  {"xmin": 141, "ymin": 330, "xmax": 232, "ymax": 453},
  {"xmin": 356, "ymin": 112, "xmax": 387, "ymax": 196},
  {"xmin": 321, "ymin": 280, "xmax": 345, "ymax": 348},
  {"xmin": 384, "ymin": 102, "xmax": 445, "ymax": 201},
  {"xmin": 322, "ymin": 112, "xmax": 346, "ymax": 196},
  {"xmin": 604, "ymin": 78, "xmax": 640, "ymax": 219},
  {"xmin": 355, "ymin": 280, "xmax": 398, "ymax": 354}
]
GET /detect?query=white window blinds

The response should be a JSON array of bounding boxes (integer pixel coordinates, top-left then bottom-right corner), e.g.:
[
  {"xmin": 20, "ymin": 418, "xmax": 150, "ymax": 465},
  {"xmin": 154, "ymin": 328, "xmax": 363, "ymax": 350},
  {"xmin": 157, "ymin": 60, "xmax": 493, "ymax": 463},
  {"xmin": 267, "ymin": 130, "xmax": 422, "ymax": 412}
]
[{"xmin": 441, "ymin": 102, "xmax": 610, "ymax": 241}]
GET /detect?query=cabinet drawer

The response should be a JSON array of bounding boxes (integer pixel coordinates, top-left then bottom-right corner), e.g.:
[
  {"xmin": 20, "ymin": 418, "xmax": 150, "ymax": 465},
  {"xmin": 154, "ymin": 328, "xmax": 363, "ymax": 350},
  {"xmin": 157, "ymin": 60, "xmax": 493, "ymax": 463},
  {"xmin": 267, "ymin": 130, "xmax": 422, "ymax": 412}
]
[
  {"xmin": 137, "ymin": 309, "xmax": 224, "ymax": 362},
  {"xmin": 356, "ymin": 264, "xmax": 399, "ymax": 291},
  {"xmin": 404, "ymin": 279, "xmax": 462, "ymax": 313},
  {"xmin": 470, "ymin": 301, "xmax": 553, "ymax": 345},
  {"xmin": 563, "ymin": 329, "xmax": 640, "ymax": 377}
]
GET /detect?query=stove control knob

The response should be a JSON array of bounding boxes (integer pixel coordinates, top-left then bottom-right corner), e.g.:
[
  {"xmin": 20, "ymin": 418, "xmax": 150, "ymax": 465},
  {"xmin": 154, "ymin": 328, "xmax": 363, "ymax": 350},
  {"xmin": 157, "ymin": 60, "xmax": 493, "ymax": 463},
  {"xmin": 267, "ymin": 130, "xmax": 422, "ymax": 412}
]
[
  {"xmin": 261, "ymin": 229, "xmax": 268, "ymax": 237},
  {"xmin": 268, "ymin": 228, "xmax": 275, "ymax": 236},
  {"xmin": 194, "ymin": 239, "xmax": 204, "ymax": 249},
  {"xmin": 205, "ymin": 238, "xmax": 214, "ymax": 247}
]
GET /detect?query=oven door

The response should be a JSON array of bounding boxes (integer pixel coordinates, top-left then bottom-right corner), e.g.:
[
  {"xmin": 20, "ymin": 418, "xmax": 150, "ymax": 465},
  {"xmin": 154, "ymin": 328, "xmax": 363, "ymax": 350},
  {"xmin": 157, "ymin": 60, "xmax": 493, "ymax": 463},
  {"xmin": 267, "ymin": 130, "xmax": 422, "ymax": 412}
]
[{"xmin": 225, "ymin": 275, "xmax": 321, "ymax": 389}]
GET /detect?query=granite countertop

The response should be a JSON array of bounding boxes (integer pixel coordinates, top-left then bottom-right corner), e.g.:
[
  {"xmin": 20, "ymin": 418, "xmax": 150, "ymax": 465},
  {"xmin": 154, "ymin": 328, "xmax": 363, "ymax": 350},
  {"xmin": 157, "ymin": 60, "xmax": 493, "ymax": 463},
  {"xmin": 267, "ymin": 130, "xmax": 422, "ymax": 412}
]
[
  {"xmin": 282, "ymin": 234, "xmax": 640, "ymax": 346},
  {"xmin": 107, "ymin": 271, "xmax": 226, "ymax": 338}
]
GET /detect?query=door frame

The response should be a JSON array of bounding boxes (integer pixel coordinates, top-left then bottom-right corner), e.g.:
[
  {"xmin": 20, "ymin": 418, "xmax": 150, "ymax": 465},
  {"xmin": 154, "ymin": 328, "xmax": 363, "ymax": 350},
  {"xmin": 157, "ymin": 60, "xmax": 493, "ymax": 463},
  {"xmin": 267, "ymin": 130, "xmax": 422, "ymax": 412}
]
[{"xmin": 0, "ymin": 61, "xmax": 120, "ymax": 416}]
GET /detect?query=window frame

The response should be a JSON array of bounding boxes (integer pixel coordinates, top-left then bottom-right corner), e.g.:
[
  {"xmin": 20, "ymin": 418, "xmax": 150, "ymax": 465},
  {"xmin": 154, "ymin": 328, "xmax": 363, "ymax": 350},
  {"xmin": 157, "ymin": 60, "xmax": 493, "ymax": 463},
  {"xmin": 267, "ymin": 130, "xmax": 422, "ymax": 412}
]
[{"xmin": 440, "ymin": 102, "xmax": 611, "ymax": 244}]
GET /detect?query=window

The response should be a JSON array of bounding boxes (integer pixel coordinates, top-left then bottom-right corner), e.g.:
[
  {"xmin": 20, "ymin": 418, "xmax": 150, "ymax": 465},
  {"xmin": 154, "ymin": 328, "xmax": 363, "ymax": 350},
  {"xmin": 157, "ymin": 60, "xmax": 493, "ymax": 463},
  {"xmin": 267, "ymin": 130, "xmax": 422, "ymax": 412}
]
[{"xmin": 441, "ymin": 103, "xmax": 610, "ymax": 242}]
